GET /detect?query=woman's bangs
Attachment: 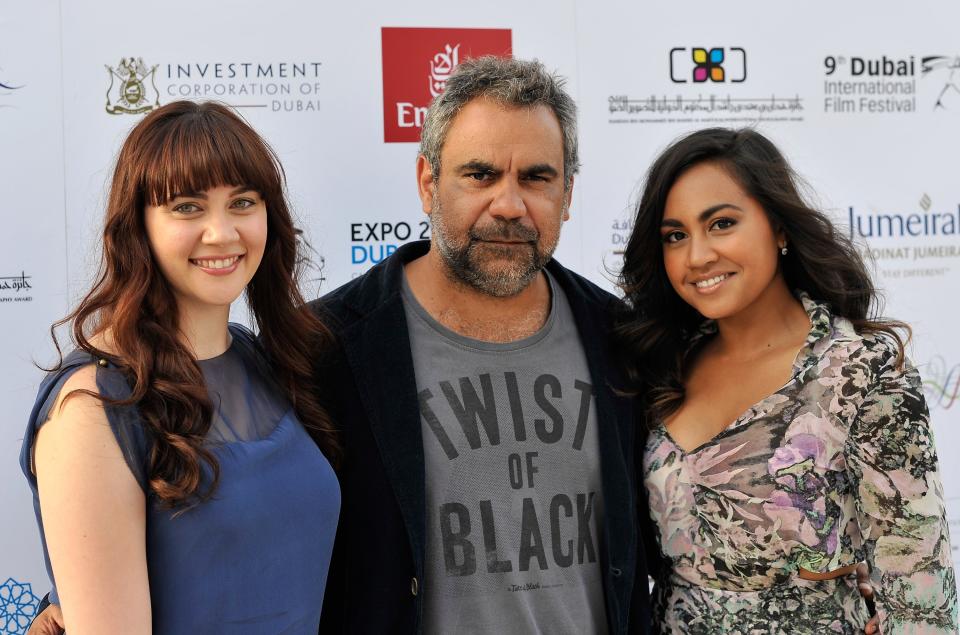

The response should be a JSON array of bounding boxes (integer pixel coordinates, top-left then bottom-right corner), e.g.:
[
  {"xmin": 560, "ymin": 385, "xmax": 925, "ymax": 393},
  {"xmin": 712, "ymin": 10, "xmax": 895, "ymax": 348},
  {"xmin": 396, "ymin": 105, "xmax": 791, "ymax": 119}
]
[{"xmin": 140, "ymin": 113, "xmax": 278, "ymax": 206}]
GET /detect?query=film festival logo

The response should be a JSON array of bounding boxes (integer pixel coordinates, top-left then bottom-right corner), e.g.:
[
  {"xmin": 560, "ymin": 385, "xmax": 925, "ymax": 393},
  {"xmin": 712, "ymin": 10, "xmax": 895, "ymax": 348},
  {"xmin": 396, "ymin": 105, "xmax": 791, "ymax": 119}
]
[
  {"xmin": 608, "ymin": 45, "xmax": 803, "ymax": 124},
  {"xmin": 105, "ymin": 57, "xmax": 160, "ymax": 115},
  {"xmin": 922, "ymin": 55, "xmax": 960, "ymax": 109},
  {"xmin": 822, "ymin": 53, "xmax": 960, "ymax": 113},
  {"xmin": 670, "ymin": 47, "xmax": 747, "ymax": 83},
  {"xmin": 381, "ymin": 27, "xmax": 512, "ymax": 143}
]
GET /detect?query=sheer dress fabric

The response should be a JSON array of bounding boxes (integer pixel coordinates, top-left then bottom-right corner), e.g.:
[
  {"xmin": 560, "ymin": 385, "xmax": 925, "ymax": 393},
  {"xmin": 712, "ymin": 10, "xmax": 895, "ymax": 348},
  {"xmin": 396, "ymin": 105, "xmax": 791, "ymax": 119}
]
[
  {"xmin": 21, "ymin": 324, "xmax": 340, "ymax": 634},
  {"xmin": 643, "ymin": 294, "xmax": 957, "ymax": 634}
]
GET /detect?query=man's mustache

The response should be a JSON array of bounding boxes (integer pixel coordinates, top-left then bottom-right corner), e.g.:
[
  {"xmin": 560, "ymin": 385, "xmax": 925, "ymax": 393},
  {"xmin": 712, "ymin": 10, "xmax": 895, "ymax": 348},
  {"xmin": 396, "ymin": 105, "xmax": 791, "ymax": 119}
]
[{"xmin": 469, "ymin": 221, "xmax": 539, "ymax": 243}]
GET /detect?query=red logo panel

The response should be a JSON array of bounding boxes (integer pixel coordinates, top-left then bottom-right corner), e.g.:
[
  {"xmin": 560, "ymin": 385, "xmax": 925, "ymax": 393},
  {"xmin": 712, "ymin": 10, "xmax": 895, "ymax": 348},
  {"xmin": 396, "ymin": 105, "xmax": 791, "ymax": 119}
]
[{"xmin": 381, "ymin": 27, "xmax": 513, "ymax": 143}]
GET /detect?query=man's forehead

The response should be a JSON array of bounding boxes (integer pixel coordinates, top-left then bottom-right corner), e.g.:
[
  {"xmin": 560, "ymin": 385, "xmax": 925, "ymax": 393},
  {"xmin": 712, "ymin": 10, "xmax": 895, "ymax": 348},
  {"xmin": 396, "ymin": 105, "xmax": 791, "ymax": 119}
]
[{"xmin": 440, "ymin": 99, "xmax": 564, "ymax": 165}]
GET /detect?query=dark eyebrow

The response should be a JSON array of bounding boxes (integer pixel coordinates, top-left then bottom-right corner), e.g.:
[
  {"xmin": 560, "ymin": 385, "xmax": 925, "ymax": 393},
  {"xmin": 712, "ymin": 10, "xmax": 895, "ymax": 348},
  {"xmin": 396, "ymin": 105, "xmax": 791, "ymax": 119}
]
[
  {"xmin": 169, "ymin": 185, "xmax": 257, "ymax": 200},
  {"xmin": 661, "ymin": 203, "xmax": 742, "ymax": 228},
  {"xmin": 520, "ymin": 163, "xmax": 559, "ymax": 179},
  {"xmin": 171, "ymin": 190, "xmax": 206, "ymax": 200},
  {"xmin": 456, "ymin": 160, "xmax": 498, "ymax": 174}
]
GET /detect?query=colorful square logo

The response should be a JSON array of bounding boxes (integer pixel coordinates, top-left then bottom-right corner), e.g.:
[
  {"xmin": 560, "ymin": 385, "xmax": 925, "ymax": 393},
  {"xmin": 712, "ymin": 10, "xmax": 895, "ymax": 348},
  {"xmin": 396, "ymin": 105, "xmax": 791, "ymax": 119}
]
[
  {"xmin": 381, "ymin": 27, "xmax": 513, "ymax": 143},
  {"xmin": 670, "ymin": 47, "xmax": 746, "ymax": 83},
  {"xmin": 692, "ymin": 48, "xmax": 725, "ymax": 82}
]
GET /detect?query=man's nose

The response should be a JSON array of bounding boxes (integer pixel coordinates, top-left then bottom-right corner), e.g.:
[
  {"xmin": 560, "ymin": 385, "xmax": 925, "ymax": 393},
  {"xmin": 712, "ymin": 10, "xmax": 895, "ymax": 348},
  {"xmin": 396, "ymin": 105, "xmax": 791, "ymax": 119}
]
[{"xmin": 488, "ymin": 179, "xmax": 527, "ymax": 220}]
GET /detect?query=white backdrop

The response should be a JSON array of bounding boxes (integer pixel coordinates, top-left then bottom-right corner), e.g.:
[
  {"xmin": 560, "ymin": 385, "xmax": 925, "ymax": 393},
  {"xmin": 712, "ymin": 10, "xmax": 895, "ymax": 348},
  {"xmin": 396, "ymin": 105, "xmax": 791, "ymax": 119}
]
[{"xmin": 3, "ymin": 1, "xmax": 959, "ymax": 630}]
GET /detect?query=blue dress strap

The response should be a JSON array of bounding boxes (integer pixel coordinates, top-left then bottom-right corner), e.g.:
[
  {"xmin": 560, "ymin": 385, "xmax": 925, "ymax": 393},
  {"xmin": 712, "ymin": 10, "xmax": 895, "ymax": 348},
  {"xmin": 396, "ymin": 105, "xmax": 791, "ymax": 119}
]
[
  {"xmin": 227, "ymin": 322, "xmax": 258, "ymax": 357},
  {"xmin": 228, "ymin": 323, "xmax": 263, "ymax": 362},
  {"xmin": 20, "ymin": 350, "xmax": 152, "ymax": 494},
  {"xmin": 227, "ymin": 323, "xmax": 281, "ymax": 387}
]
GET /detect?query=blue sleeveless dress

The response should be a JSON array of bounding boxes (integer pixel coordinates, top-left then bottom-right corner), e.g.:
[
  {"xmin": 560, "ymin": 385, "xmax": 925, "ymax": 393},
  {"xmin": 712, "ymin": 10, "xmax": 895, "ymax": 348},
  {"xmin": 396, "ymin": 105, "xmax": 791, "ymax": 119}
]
[{"xmin": 20, "ymin": 324, "xmax": 340, "ymax": 633}]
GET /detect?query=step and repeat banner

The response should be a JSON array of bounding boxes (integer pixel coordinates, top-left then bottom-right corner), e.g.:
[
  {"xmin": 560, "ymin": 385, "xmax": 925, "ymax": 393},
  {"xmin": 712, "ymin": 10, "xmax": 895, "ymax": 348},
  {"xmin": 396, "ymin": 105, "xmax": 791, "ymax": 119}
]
[{"xmin": 3, "ymin": 1, "xmax": 959, "ymax": 630}]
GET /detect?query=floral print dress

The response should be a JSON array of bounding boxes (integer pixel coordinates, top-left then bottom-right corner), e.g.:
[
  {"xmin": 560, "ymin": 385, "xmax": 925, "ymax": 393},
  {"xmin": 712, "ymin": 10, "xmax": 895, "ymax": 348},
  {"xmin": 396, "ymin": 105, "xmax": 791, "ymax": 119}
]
[{"xmin": 643, "ymin": 295, "xmax": 957, "ymax": 634}]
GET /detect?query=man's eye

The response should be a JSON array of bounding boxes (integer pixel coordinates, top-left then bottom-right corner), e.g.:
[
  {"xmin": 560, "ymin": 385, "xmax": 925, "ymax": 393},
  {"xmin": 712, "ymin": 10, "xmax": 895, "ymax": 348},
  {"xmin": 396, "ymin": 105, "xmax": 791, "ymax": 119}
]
[{"xmin": 467, "ymin": 172, "xmax": 491, "ymax": 181}]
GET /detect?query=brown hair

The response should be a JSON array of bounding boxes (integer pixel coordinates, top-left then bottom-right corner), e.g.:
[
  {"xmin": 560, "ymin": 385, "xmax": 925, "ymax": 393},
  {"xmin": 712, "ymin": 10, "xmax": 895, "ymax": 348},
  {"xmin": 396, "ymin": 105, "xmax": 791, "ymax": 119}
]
[
  {"xmin": 617, "ymin": 127, "xmax": 908, "ymax": 422},
  {"xmin": 53, "ymin": 100, "xmax": 339, "ymax": 508}
]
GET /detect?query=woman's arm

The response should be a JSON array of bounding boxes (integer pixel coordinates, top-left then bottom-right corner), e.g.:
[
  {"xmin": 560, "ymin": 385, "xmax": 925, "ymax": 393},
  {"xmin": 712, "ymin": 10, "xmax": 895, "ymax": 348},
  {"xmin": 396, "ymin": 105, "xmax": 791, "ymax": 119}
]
[
  {"xmin": 34, "ymin": 365, "xmax": 151, "ymax": 634},
  {"xmin": 845, "ymin": 354, "xmax": 958, "ymax": 634}
]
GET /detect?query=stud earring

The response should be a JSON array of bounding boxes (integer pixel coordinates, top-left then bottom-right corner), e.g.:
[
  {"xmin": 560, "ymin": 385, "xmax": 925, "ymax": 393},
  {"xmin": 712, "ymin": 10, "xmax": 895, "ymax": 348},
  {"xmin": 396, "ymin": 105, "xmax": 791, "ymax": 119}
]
[{"xmin": 780, "ymin": 246, "xmax": 788, "ymax": 256}]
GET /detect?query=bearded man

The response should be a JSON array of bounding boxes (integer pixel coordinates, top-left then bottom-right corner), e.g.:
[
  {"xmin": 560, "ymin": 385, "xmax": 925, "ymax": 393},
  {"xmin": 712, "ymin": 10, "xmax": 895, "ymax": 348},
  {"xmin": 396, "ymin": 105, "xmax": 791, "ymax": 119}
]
[{"xmin": 314, "ymin": 56, "xmax": 654, "ymax": 634}]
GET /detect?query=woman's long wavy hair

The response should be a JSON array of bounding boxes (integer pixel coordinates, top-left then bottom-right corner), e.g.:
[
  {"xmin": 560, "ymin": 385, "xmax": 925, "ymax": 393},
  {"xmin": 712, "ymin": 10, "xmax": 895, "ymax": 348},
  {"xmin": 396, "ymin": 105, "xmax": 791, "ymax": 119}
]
[
  {"xmin": 53, "ymin": 100, "xmax": 340, "ymax": 508},
  {"xmin": 617, "ymin": 127, "xmax": 907, "ymax": 422}
]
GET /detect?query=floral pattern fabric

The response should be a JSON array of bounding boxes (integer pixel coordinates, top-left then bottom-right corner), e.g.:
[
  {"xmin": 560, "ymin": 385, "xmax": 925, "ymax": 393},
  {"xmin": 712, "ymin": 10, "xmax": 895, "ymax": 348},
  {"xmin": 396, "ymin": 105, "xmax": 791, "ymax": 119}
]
[{"xmin": 643, "ymin": 295, "xmax": 957, "ymax": 634}]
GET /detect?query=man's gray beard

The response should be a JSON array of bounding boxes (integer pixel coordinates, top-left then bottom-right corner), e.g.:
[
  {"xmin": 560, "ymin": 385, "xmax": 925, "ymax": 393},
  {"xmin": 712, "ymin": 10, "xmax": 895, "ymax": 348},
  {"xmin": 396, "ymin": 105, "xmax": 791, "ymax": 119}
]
[{"xmin": 430, "ymin": 197, "xmax": 558, "ymax": 298}]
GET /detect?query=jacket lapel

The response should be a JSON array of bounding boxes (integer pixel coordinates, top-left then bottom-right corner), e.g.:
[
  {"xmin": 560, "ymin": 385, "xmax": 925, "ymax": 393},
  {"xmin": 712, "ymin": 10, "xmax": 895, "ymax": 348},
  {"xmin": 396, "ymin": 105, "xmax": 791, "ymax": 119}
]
[
  {"xmin": 547, "ymin": 260, "xmax": 636, "ymax": 629},
  {"xmin": 338, "ymin": 242, "xmax": 430, "ymax": 574}
]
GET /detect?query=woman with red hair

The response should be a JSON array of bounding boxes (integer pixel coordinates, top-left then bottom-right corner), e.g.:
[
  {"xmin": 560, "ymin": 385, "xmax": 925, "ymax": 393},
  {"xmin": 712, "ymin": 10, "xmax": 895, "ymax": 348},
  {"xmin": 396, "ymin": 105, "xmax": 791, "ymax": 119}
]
[{"xmin": 21, "ymin": 101, "xmax": 340, "ymax": 633}]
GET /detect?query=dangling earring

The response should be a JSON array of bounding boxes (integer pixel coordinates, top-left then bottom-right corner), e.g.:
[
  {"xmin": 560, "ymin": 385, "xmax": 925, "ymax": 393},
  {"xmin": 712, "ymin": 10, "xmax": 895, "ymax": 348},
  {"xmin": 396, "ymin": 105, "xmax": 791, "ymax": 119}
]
[{"xmin": 780, "ymin": 245, "xmax": 788, "ymax": 256}]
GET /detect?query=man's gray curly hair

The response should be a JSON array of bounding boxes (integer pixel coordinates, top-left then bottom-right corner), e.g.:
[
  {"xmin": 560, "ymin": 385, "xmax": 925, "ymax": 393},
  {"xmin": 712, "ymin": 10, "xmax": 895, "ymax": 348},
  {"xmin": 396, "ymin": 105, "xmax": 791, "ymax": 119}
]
[{"xmin": 418, "ymin": 56, "xmax": 579, "ymax": 189}]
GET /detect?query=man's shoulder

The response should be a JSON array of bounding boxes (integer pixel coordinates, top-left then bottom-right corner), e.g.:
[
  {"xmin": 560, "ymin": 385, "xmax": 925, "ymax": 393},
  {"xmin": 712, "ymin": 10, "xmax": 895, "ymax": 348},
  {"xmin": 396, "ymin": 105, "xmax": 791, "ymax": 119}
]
[
  {"xmin": 307, "ymin": 274, "xmax": 375, "ymax": 331},
  {"xmin": 310, "ymin": 275, "xmax": 362, "ymax": 311},
  {"xmin": 308, "ymin": 240, "xmax": 429, "ymax": 327}
]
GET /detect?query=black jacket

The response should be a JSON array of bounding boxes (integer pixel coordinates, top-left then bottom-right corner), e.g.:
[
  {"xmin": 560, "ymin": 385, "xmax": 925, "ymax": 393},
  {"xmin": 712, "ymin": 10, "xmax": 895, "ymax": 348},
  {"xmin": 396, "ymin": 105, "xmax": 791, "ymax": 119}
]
[{"xmin": 312, "ymin": 240, "xmax": 653, "ymax": 634}]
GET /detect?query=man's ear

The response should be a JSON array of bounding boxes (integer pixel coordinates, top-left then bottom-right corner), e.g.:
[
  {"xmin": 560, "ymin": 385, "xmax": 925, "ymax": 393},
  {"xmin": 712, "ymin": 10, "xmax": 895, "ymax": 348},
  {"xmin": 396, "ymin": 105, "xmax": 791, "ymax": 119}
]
[{"xmin": 416, "ymin": 155, "xmax": 435, "ymax": 215}]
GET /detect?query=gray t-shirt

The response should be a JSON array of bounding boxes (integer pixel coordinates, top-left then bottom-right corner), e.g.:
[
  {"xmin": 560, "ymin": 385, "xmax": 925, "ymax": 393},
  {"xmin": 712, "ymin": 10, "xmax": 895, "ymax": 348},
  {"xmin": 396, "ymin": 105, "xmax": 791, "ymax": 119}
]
[{"xmin": 401, "ymin": 271, "xmax": 608, "ymax": 635}]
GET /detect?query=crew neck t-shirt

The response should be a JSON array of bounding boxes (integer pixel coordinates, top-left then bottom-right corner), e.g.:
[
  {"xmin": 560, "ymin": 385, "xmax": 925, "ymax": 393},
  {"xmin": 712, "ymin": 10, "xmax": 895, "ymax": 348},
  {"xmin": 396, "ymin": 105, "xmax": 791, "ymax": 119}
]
[{"xmin": 401, "ymin": 272, "xmax": 608, "ymax": 634}]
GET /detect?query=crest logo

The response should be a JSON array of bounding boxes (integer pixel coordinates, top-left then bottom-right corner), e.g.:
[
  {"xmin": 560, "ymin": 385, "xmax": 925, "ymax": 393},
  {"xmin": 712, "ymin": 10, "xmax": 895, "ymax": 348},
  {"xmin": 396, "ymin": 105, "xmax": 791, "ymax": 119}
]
[
  {"xmin": 381, "ymin": 27, "xmax": 512, "ymax": 143},
  {"xmin": 105, "ymin": 57, "xmax": 160, "ymax": 115},
  {"xmin": 670, "ymin": 47, "xmax": 747, "ymax": 83}
]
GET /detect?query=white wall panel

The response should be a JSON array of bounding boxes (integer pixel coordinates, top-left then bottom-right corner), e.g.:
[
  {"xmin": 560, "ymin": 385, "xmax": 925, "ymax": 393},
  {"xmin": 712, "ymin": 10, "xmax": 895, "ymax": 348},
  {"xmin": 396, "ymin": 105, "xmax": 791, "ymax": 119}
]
[{"xmin": 3, "ymin": 2, "xmax": 959, "ymax": 630}]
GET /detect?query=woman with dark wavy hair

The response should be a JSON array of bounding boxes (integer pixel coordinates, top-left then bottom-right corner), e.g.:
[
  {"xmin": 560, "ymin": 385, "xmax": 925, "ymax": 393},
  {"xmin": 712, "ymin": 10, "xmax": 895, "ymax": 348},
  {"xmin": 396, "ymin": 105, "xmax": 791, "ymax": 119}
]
[
  {"xmin": 20, "ymin": 101, "xmax": 340, "ymax": 633},
  {"xmin": 619, "ymin": 127, "xmax": 956, "ymax": 633}
]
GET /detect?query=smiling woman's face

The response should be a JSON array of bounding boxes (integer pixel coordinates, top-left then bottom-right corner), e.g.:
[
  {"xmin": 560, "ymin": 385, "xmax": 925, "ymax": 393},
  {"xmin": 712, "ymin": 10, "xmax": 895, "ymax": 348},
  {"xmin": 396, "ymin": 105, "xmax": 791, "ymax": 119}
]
[
  {"xmin": 144, "ymin": 184, "xmax": 267, "ymax": 316},
  {"xmin": 659, "ymin": 161, "xmax": 785, "ymax": 320}
]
